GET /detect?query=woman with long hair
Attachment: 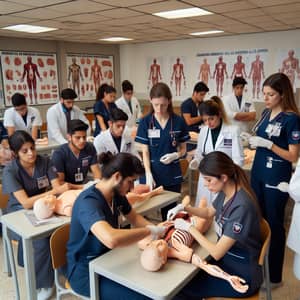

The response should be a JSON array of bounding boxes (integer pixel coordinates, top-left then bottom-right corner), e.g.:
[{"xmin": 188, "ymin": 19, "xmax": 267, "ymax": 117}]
[
  {"xmin": 249, "ymin": 72, "xmax": 300, "ymax": 287},
  {"xmin": 170, "ymin": 151, "xmax": 262, "ymax": 298}
]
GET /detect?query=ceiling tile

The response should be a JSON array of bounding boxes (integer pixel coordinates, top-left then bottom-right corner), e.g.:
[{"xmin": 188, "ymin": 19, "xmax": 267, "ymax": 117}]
[
  {"xmin": 0, "ymin": 1, "xmax": 34, "ymax": 14},
  {"xmin": 102, "ymin": 14, "xmax": 159, "ymax": 26},
  {"xmin": 5, "ymin": 0, "xmax": 71, "ymax": 7},
  {"xmin": 202, "ymin": 1, "xmax": 257, "ymax": 13},
  {"xmin": 95, "ymin": 8, "xmax": 142, "ymax": 18},
  {"xmin": 223, "ymin": 8, "xmax": 267, "ymax": 18},
  {"xmin": 0, "ymin": 15, "xmax": 37, "ymax": 26},
  {"xmin": 263, "ymin": 3, "xmax": 300, "ymax": 13},
  {"xmin": 91, "ymin": 0, "xmax": 163, "ymax": 7},
  {"xmin": 182, "ymin": 0, "xmax": 241, "ymax": 5},
  {"xmin": 55, "ymin": 13, "xmax": 111, "ymax": 23},
  {"xmin": 12, "ymin": 7, "xmax": 71, "ymax": 19},
  {"xmin": 248, "ymin": 0, "xmax": 300, "ymax": 7}
]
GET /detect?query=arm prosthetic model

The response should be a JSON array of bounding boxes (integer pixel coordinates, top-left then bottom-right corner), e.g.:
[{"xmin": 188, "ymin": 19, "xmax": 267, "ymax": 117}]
[
  {"xmin": 127, "ymin": 185, "xmax": 164, "ymax": 206},
  {"xmin": 138, "ymin": 197, "xmax": 248, "ymax": 294}
]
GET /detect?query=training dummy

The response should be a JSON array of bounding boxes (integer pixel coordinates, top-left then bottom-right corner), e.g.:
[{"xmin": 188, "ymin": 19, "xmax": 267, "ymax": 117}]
[{"xmin": 138, "ymin": 196, "xmax": 249, "ymax": 294}]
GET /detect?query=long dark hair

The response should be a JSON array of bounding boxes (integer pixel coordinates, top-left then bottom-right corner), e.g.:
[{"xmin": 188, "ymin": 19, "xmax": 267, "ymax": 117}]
[
  {"xmin": 96, "ymin": 84, "xmax": 116, "ymax": 102},
  {"xmin": 98, "ymin": 152, "xmax": 145, "ymax": 179},
  {"xmin": 263, "ymin": 73, "xmax": 299, "ymax": 114},
  {"xmin": 199, "ymin": 151, "xmax": 260, "ymax": 216},
  {"xmin": 149, "ymin": 82, "xmax": 174, "ymax": 114},
  {"xmin": 9, "ymin": 130, "xmax": 35, "ymax": 156}
]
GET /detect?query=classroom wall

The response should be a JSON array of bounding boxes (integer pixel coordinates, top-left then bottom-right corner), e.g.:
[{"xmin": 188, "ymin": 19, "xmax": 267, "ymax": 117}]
[
  {"xmin": 120, "ymin": 28, "xmax": 300, "ymax": 109},
  {"xmin": 0, "ymin": 36, "xmax": 120, "ymax": 121}
]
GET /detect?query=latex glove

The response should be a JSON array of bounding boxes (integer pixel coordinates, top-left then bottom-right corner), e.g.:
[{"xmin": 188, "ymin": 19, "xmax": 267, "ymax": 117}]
[
  {"xmin": 146, "ymin": 172, "xmax": 155, "ymax": 191},
  {"xmin": 160, "ymin": 152, "xmax": 179, "ymax": 165},
  {"xmin": 249, "ymin": 136, "xmax": 273, "ymax": 150},
  {"xmin": 167, "ymin": 203, "xmax": 184, "ymax": 221},
  {"xmin": 277, "ymin": 182, "xmax": 290, "ymax": 193},
  {"xmin": 189, "ymin": 158, "xmax": 200, "ymax": 170},
  {"xmin": 174, "ymin": 218, "xmax": 192, "ymax": 232},
  {"xmin": 240, "ymin": 132, "xmax": 252, "ymax": 143},
  {"xmin": 146, "ymin": 225, "xmax": 166, "ymax": 240}
]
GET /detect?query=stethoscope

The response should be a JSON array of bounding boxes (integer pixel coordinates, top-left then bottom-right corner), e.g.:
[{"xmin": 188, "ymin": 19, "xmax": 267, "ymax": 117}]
[
  {"xmin": 150, "ymin": 114, "xmax": 177, "ymax": 147},
  {"xmin": 202, "ymin": 128, "xmax": 210, "ymax": 156},
  {"xmin": 217, "ymin": 189, "xmax": 237, "ymax": 226}
]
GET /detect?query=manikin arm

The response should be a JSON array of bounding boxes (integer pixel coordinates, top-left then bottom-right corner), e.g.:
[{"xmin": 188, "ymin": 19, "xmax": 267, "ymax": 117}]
[{"xmin": 127, "ymin": 186, "xmax": 164, "ymax": 205}]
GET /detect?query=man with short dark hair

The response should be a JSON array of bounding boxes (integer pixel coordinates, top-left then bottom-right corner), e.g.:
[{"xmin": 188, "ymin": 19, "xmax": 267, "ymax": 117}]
[
  {"xmin": 47, "ymin": 88, "xmax": 90, "ymax": 144},
  {"xmin": 223, "ymin": 77, "xmax": 256, "ymax": 133},
  {"xmin": 51, "ymin": 119, "xmax": 100, "ymax": 189},
  {"xmin": 4, "ymin": 92, "xmax": 42, "ymax": 140},
  {"xmin": 115, "ymin": 80, "xmax": 142, "ymax": 129},
  {"xmin": 94, "ymin": 108, "xmax": 139, "ymax": 158},
  {"xmin": 181, "ymin": 81, "xmax": 209, "ymax": 133}
]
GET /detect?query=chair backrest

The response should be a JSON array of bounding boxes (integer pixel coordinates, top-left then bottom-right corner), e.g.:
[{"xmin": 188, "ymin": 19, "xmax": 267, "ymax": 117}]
[
  {"xmin": 50, "ymin": 223, "xmax": 70, "ymax": 269},
  {"xmin": 258, "ymin": 218, "xmax": 271, "ymax": 266},
  {"xmin": 179, "ymin": 159, "xmax": 189, "ymax": 176},
  {"xmin": 0, "ymin": 184, "xmax": 9, "ymax": 210}
]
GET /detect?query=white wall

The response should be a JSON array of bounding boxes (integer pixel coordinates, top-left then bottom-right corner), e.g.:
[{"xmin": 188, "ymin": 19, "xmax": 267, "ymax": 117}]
[{"xmin": 120, "ymin": 29, "xmax": 300, "ymax": 103}]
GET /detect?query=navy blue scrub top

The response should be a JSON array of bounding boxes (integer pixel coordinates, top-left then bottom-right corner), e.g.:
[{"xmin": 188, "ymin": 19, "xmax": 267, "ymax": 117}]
[
  {"xmin": 0, "ymin": 121, "xmax": 8, "ymax": 143},
  {"xmin": 135, "ymin": 113, "xmax": 190, "ymax": 187},
  {"xmin": 2, "ymin": 155, "xmax": 57, "ymax": 211},
  {"xmin": 213, "ymin": 189, "xmax": 262, "ymax": 261},
  {"xmin": 252, "ymin": 110, "xmax": 300, "ymax": 181},
  {"xmin": 51, "ymin": 143, "xmax": 97, "ymax": 185},
  {"xmin": 181, "ymin": 97, "xmax": 202, "ymax": 132},
  {"xmin": 93, "ymin": 100, "xmax": 117, "ymax": 136},
  {"xmin": 67, "ymin": 185, "xmax": 132, "ymax": 279}
]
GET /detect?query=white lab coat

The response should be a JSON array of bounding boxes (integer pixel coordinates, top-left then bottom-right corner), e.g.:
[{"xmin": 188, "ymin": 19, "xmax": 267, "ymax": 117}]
[
  {"xmin": 93, "ymin": 129, "xmax": 140, "ymax": 158},
  {"xmin": 115, "ymin": 96, "xmax": 142, "ymax": 128},
  {"xmin": 194, "ymin": 122, "xmax": 244, "ymax": 206},
  {"xmin": 222, "ymin": 92, "xmax": 256, "ymax": 133},
  {"xmin": 4, "ymin": 106, "xmax": 42, "ymax": 133},
  {"xmin": 46, "ymin": 102, "xmax": 90, "ymax": 144},
  {"xmin": 287, "ymin": 159, "xmax": 300, "ymax": 279}
]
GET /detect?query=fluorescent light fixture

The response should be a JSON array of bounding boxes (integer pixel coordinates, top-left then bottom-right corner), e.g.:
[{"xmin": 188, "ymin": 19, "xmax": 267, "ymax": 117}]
[
  {"xmin": 153, "ymin": 7, "xmax": 212, "ymax": 19},
  {"xmin": 2, "ymin": 24, "xmax": 57, "ymax": 33},
  {"xmin": 99, "ymin": 37, "xmax": 133, "ymax": 42},
  {"xmin": 190, "ymin": 30, "xmax": 224, "ymax": 36}
]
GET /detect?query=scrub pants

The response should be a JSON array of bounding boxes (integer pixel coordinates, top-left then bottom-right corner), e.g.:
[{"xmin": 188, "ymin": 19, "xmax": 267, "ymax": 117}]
[
  {"xmin": 161, "ymin": 184, "xmax": 181, "ymax": 221},
  {"xmin": 69, "ymin": 262, "xmax": 151, "ymax": 299},
  {"xmin": 174, "ymin": 253, "xmax": 262, "ymax": 299},
  {"xmin": 9, "ymin": 231, "xmax": 54, "ymax": 289},
  {"xmin": 251, "ymin": 175, "xmax": 289, "ymax": 283}
]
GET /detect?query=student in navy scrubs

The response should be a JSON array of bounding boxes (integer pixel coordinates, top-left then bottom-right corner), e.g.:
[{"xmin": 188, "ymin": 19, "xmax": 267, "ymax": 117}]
[
  {"xmin": 2, "ymin": 130, "xmax": 69, "ymax": 300},
  {"xmin": 135, "ymin": 82, "xmax": 190, "ymax": 220},
  {"xmin": 51, "ymin": 119, "xmax": 101, "ymax": 189},
  {"xmin": 170, "ymin": 151, "xmax": 263, "ymax": 299},
  {"xmin": 249, "ymin": 73, "xmax": 300, "ymax": 287},
  {"xmin": 67, "ymin": 152, "xmax": 165, "ymax": 299},
  {"xmin": 93, "ymin": 84, "xmax": 117, "ymax": 136}
]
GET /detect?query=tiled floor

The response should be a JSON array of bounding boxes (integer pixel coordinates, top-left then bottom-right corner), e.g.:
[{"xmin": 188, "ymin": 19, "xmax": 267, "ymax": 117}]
[{"xmin": 0, "ymin": 189, "xmax": 299, "ymax": 299}]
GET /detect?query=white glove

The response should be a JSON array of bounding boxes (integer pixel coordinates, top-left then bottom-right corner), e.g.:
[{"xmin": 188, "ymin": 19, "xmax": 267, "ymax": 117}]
[
  {"xmin": 277, "ymin": 182, "xmax": 290, "ymax": 193},
  {"xmin": 189, "ymin": 158, "xmax": 200, "ymax": 170},
  {"xmin": 160, "ymin": 152, "xmax": 179, "ymax": 165},
  {"xmin": 249, "ymin": 136, "xmax": 273, "ymax": 150},
  {"xmin": 240, "ymin": 132, "xmax": 252, "ymax": 143},
  {"xmin": 167, "ymin": 203, "xmax": 184, "ymax": 220},
  {"xmin": 174, "ymin": 218, "xmax": 192, "ymax": 232},
  {"xmin": 146, "ymin": 225, "xmax": 166, "ymax": 240},
  {"xmin": 146, "ymin": 172, "xmax": 155, "ymax": 190}
]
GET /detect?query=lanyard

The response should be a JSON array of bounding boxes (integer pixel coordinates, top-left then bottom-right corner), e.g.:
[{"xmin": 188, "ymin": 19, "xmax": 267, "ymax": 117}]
[
  {"xmin": 217, "ymin": 190, "xmax": 237, "ymax": 224},
  {"xmin": 202, "ymin": 128, "xmax": 210, "ymax": 156}
]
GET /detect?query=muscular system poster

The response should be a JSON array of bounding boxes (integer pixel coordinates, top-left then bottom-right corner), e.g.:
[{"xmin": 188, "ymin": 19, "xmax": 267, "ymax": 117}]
[
  {"xmin": 0, "ymin": 51, "xmax": 59, "ymax": 106},
  {"xmin": 196, "ymin": 49, "xmax": 268, "ymax": 101},
  {"xmin": 66, "ymin": 54, "xmax": 114, "ymax": 101}
]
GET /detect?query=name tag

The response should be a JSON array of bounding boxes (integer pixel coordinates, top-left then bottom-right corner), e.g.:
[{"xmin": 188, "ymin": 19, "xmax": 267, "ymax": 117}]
[
  {"xmin": 37, "ymin": 176, "xmax": 50, "ymax": 189},
  {"xmin": 82, "ymin": 158, "xmax": 90, "ymax": 167},
  {"xmin": 244, "ymin": 102, "xmax": 251, "ymax": 112},
  {"xmin": 148, "ymin": 129, "xmax": 160, "ymax": 138},
  {"xmin": 223, "ymin": 138, "xmax": 232, "ymax": 147}
]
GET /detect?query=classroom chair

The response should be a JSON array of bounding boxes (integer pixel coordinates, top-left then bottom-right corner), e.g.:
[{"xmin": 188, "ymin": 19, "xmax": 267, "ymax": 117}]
[
  {"xmin": 206, "ymin": 218, "xmax": 272, "ymax": 300},
  {"xmin": 50, "ymin": 223, "xmax": 90, "ymax": 300}
]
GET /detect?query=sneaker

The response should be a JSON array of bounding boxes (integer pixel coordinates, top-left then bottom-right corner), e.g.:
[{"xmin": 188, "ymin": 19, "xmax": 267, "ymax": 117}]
[
  {"xmin": 260, "ymin": 281, "xmax": 283, "ymax": 291},
  {"xmin": 37, "ymin": 286, "xmax": 54, "ymax": 300}
]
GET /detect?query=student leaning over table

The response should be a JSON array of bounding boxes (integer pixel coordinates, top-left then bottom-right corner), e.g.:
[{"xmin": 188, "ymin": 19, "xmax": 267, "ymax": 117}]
[
  {"xmin": 169, "ymin": 152, "xmax": 263, "ymax": 299},
  {"xmin": 2, "ymin": 130, "xmax": 70, "ymax": 300},
  {"xmin": 66, "ymin": 151, "xmax": 165, "ymax": 299}
]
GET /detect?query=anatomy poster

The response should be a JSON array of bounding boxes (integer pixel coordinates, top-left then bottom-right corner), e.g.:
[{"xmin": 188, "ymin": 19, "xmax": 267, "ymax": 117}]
[
  {"xmin": 146, "ymin": 57, "xmax": 164, "ymax": 91},
  {"xmin": 66, "ymin": 54, "xmax": 114, "ymax": 101},
  {"xmin": 196, "ymin": 49, "xmax": 269, "ymax": 101},
  {"xmin": 0, "ymin": 51, "xmax": 59, "ymax": 106},
  {"xmin": 276, "ymin": 49, "xmax": 300, "ymax": 91},
  {"xmin": 168, "ymin": 56, "xmax": 188, "ymax": 100}
]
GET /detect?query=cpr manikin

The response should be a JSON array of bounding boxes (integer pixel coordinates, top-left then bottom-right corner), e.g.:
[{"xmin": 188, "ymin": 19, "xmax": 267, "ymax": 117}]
[{"xmin": 138, "ymin": 197, "xmax": 249, "ymax": 294}]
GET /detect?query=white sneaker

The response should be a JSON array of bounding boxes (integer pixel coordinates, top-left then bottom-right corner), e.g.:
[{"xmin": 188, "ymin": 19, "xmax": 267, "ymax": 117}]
[{"xmin": 37, "ymin": 286, "xmax": 54, "ymax": 300}]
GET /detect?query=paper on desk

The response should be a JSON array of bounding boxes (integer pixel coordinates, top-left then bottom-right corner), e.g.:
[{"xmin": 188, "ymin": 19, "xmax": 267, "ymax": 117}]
[{"xmin": 24, "ymin": 211, "xmax": 62, "ymax": 226}]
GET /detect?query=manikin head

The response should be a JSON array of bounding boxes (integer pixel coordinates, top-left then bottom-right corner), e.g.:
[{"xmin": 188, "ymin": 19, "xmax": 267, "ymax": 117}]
[
  {"xmin": 33, "ymin": 195, "xmax": 56, "ymax": 220},
  {"xmin": 140, "ymin": 239, "xmax": 168, "ymax": 271},
  {"xmin": 288, "ymin": 50, "xmax": 294, "ymax": 58},
  {"xmin": 108, "ymin": 108, "xmax": 128, "ymax": 138}
]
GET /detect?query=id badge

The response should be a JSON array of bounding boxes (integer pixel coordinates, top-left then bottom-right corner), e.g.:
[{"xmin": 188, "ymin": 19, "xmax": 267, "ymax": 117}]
[
  {"xmin": 37, "ymin": 176, "xmax": 50, "ymax": 189},
  {"xmin": 223, "ymin": 138, "xmax": 232, "ymax": 147},
  {"xmin": 273, "ymin": 123, "xmax": 282, "ymax": 137},
  {"xmin": 214, "ymin": 220, "xmax": 222, "ymax": 237},
  {"xmin": 265, "ymin": 124, "xmax": 273, "ymax": 134},
  {"xmin": 82, "ymin": 158, "xmax": 89, "ymax": 167},
  {"xmin": 266, "ymin": 157, "xmax": 273, "ymax": 169},
  {"xmin": 244, "ymin": 103, "xmax": 251, "ymax": 112},
  {"xmin": 148, "ymin": 129, "xmax": 160, "ymax": 138},
  {"xmin": 75, "ymin": 168, "xmax": 83, "ymax": 182}
]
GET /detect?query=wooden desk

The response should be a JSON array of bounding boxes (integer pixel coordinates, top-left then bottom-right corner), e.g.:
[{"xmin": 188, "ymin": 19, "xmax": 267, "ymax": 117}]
[{"xmin": 89, "ymin": 227, "xmax": 216, "ymax": 300}]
